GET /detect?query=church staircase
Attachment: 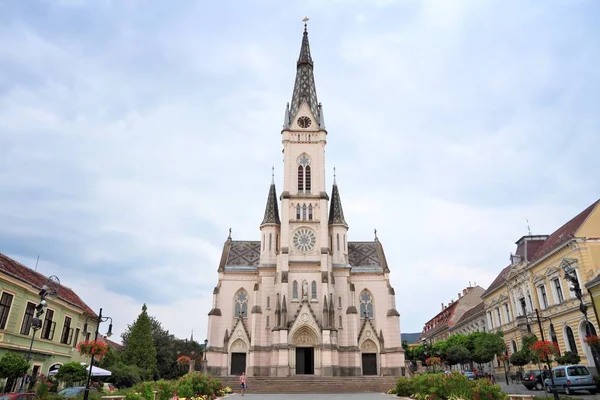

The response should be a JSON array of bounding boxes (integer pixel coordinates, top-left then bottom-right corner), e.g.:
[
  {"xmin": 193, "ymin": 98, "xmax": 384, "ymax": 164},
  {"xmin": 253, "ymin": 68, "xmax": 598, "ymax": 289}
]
[{"xmin": 217, "ymin": 376, "xmax": 397, "ymax": 394}]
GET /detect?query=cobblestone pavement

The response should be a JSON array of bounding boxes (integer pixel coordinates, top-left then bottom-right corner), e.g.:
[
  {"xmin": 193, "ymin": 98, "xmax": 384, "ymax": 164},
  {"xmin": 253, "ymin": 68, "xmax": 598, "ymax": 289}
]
[{"xmin": 498, "ymin": 381, "xmax": 600, "ymax": 399}]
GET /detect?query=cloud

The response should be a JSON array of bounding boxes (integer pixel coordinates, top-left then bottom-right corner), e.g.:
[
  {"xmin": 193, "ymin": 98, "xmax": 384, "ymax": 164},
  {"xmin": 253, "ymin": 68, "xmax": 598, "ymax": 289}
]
[{"xmin": 0, "ymin": 0, "xmax": 599, "ymax": 342}]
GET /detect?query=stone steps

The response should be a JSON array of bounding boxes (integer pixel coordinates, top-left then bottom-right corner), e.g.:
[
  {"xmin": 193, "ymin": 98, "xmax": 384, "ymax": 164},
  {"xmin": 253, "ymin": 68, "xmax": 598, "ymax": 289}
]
[{"xmin": 217, "ymin": 376, "xmax": 397, "ymax": 393}]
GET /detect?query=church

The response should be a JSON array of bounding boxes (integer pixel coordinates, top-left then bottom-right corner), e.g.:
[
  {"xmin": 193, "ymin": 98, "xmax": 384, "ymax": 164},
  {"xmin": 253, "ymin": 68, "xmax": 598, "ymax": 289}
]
[{"xmin": 205, "ymin": 24, "xmax": 404, "ymax": 377}]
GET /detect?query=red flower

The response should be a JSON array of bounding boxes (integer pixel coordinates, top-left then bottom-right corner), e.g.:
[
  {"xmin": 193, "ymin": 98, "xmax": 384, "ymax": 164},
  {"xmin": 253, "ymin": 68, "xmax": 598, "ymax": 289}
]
[{"xmin": 76, "ymin": 340, "xmax": 109, "ymax": 360}]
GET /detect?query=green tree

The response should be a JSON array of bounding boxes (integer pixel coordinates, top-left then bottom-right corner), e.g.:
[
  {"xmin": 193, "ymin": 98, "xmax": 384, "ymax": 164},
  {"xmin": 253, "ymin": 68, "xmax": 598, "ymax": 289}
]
[
  {"xmin": 555, "ymin": 351, "xmax": 581, "ymax": 365},
  {"xmin": 0, "ymin": 352, "xmax": 29, "ymax": 380},
  {"xmin": 122, "ymin": 304, "xmax": 158, "ymax": 380},
  {"xmin": 98, "ymin": 347, "xmax": 121, "ymax": 370},
  {"xmin": 446, "ymin": 345, "xmax": 472, "ymax": 366},
  {"xmin": 472, "ymin": 332, "xmax": 506, "ymax": 364},
  {"xmin": 107, "ymin": 362, "xmax": 142, "ymax": 388},
  {"xmin": 55, "ymin": 362, "xmax": 87, "ymax": 387},
  {"xmin": 510, "ymin": 350, "xmax": 530, "ymax": 368}
]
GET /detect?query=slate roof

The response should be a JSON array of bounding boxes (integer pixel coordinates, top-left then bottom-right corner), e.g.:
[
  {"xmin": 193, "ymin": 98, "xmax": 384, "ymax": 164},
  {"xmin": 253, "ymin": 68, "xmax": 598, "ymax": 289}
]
[
  {"xmin": 288, "ymin": 25, "xmax": 320, "ymax": 122},
  {"xmin": 0, "ymin": 252, "xmax": 96, "ymax": 316},
  {"xmin": 261, "ymin": 182, "xmax": 281, "ymax": 226},
  {"xmin": 529, "ymin": 199, "xmax": 599, "ymax": 263},
  {"xmin": 328, "ymin": 182, "xmax": 347, "ymax": 226},
  {"xmin": 219, "ymin": 240, "xmax": 388, "ymax": 273}
]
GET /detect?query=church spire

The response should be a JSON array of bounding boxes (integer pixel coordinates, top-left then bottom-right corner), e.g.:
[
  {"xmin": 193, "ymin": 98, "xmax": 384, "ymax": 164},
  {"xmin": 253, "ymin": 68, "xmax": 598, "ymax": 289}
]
[
  {"xmin": 288, "ymin": 19, "xmax": 320, "ymax": 123},
  {"xmin": 261, "ymin": 172, "xmax": 281, "ymax": 226},
  {"xmin": 328, "ymin": 173, "xmax": 347, "ymax": 226}
]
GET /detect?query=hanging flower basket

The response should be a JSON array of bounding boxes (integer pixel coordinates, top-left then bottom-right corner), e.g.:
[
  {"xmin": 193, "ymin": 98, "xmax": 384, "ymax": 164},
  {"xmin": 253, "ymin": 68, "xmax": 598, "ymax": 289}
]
[
  {"xmin": 530, "ymin": 340, "xmax": 559, "ymax": 361},
  {"xmin": 76, "ymin": 340, "xmax": 109, "ymax": 360},
  {"xmin": 177, "ymin": 355, "xmax": 192, "ymax": 366},
  {"xmin": 585, "ymin": 335, "xmax": 600, "ymax": 349}
]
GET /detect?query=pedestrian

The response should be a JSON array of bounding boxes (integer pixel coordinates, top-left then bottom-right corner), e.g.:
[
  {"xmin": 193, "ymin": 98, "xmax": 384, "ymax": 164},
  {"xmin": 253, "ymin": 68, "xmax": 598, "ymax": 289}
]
[{"xmin": 239, "ymin": 371, "xmax": 247, "ymax": 396}]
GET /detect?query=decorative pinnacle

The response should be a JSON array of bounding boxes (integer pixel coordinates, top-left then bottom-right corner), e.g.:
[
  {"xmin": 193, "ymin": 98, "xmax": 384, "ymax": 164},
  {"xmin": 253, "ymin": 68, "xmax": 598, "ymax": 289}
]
[
  {"xmin": 303, "ymin": 16, "xmax": 310, "ymax": 32},
  {"xmin": 333, "ymin": 166, "xmax": 337, "ymax": 185},
  {"xmin": 272, "ymin": 166, "xmax": 275, "ymax": 184},
  {"xmin": 228, "ymin": 228, "xmax": 232, "ymax": 240}
]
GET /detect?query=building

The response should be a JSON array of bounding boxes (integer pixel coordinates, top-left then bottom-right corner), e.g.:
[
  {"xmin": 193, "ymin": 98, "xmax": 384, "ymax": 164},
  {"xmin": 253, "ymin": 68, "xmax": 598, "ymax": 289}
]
[
  {"xmin": 205, "ymin": 25, "xmax": 404, "ymax": 377},
  {"xmin": 418, "ymin": 285, "xmax": 485, "ymax": 344},
  {"xmin": 450, "ymin": 302, "xmax": 486, "ymax": 336},
  {"xmin": 0, "ymin": 252, "xmax": 98, "ymax": 387},
  {"xmin": 482, "ymin": 199, "xmax": 600, "ymax": 375}
]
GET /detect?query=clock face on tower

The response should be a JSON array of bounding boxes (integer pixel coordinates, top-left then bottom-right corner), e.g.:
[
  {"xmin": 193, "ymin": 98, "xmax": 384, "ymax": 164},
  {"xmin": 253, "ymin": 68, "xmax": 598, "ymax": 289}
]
[
  {"xmin": 297, "ymin": 116, "xmax": 312, "ymax": 128},
  {"xmin": 293, "ymin": 228, "xmax": 316, "ymax": 252}
]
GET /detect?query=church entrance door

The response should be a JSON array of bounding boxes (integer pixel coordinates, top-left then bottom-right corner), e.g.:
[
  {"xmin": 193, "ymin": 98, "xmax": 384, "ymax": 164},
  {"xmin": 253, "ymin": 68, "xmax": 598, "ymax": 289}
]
[
  {"xmin": 362, "ymin": 353, "xmax": 377, "ymax": 375},
  {"xmin": 231, "ymin": 353, "xmax": 246, "ymax": 375},
  {"xmin": 295, "ymin": 347, "xmax": 314, "ymax": 375}
]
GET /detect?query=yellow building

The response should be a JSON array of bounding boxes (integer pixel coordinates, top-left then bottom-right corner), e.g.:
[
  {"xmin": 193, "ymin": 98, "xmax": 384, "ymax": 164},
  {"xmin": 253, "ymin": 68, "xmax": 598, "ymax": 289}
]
[{"xmin": 482, "ymin": 199, "xmax": 600, "ymax": 375}]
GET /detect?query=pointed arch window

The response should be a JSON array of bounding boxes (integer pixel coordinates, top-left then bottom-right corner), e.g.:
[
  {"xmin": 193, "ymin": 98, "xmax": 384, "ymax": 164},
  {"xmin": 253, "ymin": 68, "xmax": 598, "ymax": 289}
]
[
  {"xmin": 338, "ymin": 315, "xmax": 342, "ymax": 328},
  {"xmin": 360, "ymin": 290, "xmax": 374, "ymax": 319},
  {"xmin": 337, "ymin": 234, "xmax": 340, "ymax": 251},
  {"xmin": 269, "ymin": 233, "xmax": 272, "ymax": 251},
  {"xmin": 293, "ymin": 281, "xmax": 299, "ymax": 300},
  {"xmin": 565, "ymin": 326, "xmax": 578, "ymax": 355},
  {"xmin": 296, "ymin": 204, "xmax": 301, "ymax": 219},
  {"xmin": 297, "ymin": 165, "xmax": 304, "ymax": 192},
  {"xmin": 302, "ymin": 204, "xmax": 307, "ymax": 220},
  {"xmin": 266, "ymin": 296, "xmax": 270, "ymax": 309},
  {"xmin": 311, "ymin": 281, "xmax": 317, "ymax": 300},
  {"xmin": 305, "ymin": 166, "xmax": 311, "ymax": 192},
  {"xmin": 297, "ymin": 154, "xmax": 311, "ymax": 193},
  {"xmin": 234, "ymin": 290, "xmax": 248, "ymax": 318},
  {"xmin": 266, "ymin": 316, "xmax": 270, "ymax": 328},
  {"xmin": 308, "ymin": 204, "xmax": 313, "ymax": 220},
  {"xmin": 338, "ymin": 296, "xmax": 342, "ymax": 308},
  {"xmin": 511, "ymin": 340, "xmax": 518, "ymax": 353}
]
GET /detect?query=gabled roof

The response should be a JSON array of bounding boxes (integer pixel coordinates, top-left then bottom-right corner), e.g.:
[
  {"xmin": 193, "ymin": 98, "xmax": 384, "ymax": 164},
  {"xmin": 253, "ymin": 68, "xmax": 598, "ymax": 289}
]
[
  {"xmin": 454, "ymin": 302, "xmax": 484, "ymax": 326},
  {"xmin": 0, "ymin": 252, "xmax": 96, "ymax": 316},
  {"xmin": 482, "ymin": 265, "xmax": 511, "ymax": 297},
  {"xmin": 530, "ymin": 199, "xmax": 600, "ymax": 262}
]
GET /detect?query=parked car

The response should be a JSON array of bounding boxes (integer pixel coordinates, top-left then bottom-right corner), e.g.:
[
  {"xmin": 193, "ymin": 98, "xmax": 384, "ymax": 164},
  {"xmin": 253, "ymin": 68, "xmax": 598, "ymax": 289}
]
[
  {"xmin": 0, "ymin": 393, "xmax": 37, "ymax": 400},
  {"xmin": 522, "ymin": 369, "xmax": 550, "ymax": 390},
  {"xmin": 57, "ymin": 387, "xmax": 98, "ymax": 398},
  {"xmin": 462, "ymin": 370, "xmax": 476, "ymax": 380},
  {"xmin": 543, "ymin": 364, "xmax": 597, "ymax": 395}
]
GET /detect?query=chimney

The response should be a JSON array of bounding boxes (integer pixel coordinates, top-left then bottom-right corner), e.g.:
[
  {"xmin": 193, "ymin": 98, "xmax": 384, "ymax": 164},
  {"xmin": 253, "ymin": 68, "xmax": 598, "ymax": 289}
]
[
  {"xmin": 441, "ymin": 302, "xmax": 444, "ymax": 311},
  {"xmin": 463, "ymin": 288, "xmax": 468, "ymax": 296},
  {"xmin": 458, "ymin": 292, "xmax": 462, "ymax": 299}
]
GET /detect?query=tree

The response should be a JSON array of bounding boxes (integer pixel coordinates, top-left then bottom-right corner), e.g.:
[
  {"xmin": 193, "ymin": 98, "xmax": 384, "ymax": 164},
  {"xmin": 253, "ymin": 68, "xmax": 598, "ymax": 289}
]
[
  {"xmin": 510, "ymin": 350, "xmax": 530, "ymax": 369},
  {"xmin": 556, "ymin": 351, "xmax": 581, "ymax": 365},
  {"xmin": 98, "ymin": 347, "xmax": 121, "ymax": 370},
  {"xmin": 472, "ymin": 332, "xmax": 506, "ymax": 364},
  {"xmin": 0, "ymin": 352, "xmax": 29, "ymax": 383},
  {"xmin": 55, "ymin": 362, "xmax": 87, "ymax": 387},
  {"xmin": 121, "ymin": 304, "xmax": 158, "ymax": 380},
  {"xmin": 446, "ymin": 345, "xmax": 471, "ymax": 366},
  {"xmin": 107, "ymin": 362, "xmax": 142, "ymax": 388}
]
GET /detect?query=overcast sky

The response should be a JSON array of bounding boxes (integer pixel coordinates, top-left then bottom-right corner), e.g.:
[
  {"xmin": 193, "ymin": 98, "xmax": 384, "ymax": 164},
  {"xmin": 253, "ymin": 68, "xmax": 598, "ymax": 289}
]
[{"xmin": 1, "ymin": 0, "xmax": 599, "ymax": 341}]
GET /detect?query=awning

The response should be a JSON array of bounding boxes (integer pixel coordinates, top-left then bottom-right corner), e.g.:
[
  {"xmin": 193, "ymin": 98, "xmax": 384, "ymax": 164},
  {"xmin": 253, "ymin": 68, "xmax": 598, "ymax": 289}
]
[{"xmin": 48, "ymin": 364, "xmax": 112, "ymax": 377}]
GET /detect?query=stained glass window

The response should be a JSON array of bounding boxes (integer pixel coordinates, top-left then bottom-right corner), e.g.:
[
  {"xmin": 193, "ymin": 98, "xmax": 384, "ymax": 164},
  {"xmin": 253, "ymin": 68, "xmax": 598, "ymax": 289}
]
[
  {"xmin": 293, "ymin": 281, "xmax": 299, "ymax": 299},
  {"xmin": 234, "ymin": 291, "xmax": 248, "ymax": 318},
  {"xmin": 311, "ymin": 281, "xmax": 317, "ymax": 300},
  {"xmin": 360, "ymin": 290, "xmax": 374, "ymax": 319}
]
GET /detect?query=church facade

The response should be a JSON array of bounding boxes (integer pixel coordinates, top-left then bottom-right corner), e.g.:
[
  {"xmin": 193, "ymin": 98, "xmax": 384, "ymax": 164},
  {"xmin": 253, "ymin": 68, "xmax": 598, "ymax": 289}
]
[{"xmin": 205, "ymin": 25, "xmax": 404, "ymax": 377}]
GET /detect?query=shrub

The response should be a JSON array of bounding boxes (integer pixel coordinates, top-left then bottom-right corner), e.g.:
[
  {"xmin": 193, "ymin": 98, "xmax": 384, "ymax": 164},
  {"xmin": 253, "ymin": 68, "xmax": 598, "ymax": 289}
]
[
  {"xmin": 124, "ymin": 392, "xmax": 144, "ymax": 400},
  {"xmin": 395, "ymin": 377, "xmax": 414, "ymax": 397},
  {"xmin": 155, "ymin": 379, "xmax": 175, "ymax": 400},
  {"xmin": 470, "ymin": 378, "xmax": 506, "ymax": 400},
  {"xmin": 133, "ymin": 381, "xmax": 155, "ymax": 400},
  {"xmin": 556, "ymin": 351, "xmax": 581, "ymax": 365}
]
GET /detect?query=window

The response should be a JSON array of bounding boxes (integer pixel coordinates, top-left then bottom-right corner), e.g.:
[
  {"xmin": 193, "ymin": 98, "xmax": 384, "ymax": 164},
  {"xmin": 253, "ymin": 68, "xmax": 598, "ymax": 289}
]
[
  {"xmin": 61, "ymin": 316, "xmax": 73, "ymax": 345},
  {"xmin": 293, "ymin": 281, "xmax": 298, "ymax": 300},
  {"xmin": 338, "ymin": 296, "xmax": 342, "ymax": 308},
  {"xmin": 504, "ymin": 304, "xmax": 511, "ymax": 323},
  {"xmin": 487, "ymin": 312, "xmax": 494, "ymax": 329},
  {"xmin": 568, "ymin": 271, "xmax": 582, "ymax": 298},
  {"xmin": 539, "ymin": 285, "xmax": 548, "ymax": 309},
  {"xmin": 266, "ymin": 316, "xmax": 270, "ymax": 328},
  {"xmin": 20, "ymin": 302, "xmax": 36, "ymax": 335},
  {"xmin": 311, "ymin": 281, "xmax": 317, "ymax": 300},
  {"xmin": 527, "ymin": 294, "xmax": 533, "ymax": 311},
  {"xmin": 302, "ymin": 204, "xmax": 307, "ymax": 220},
  {"xmin": 359, "ymin": 290, "xmax": 374, "ymax": 319},
  {"xmin": 269, "ymin": 233, "xmax": 272, "ymax": 251},
  {"xmin": 338, "ymin": 315, "xmax": 342, "ymax": 328},
  {"xmin": 41, "ymin": 309, "xmax": 55, "ymax": 340},
  {"xmin": 511, "ymin": 340, "xmax": 518, "ymax": 353},
  {"xmin": 305, "ymin": 166, "xmax": 311, "ymax": 192},
  {"xmin": 308, "ymin": 205, "xmax": 313, "ymax": 220},
  {"xmin": 565, "ymin": 326, "xmax": 578, "ymax": 355},
  {"xmin": 296, "ymin": 205, "xmax": 301, "ymax": 219},
  {"xmin": 234, "ymin": 291, "xmax": 248, "ymax": 318},
  {"xmin": 0, "ymin": 292, "xmax": 14, "ymax": 330},
  {"xmin": 73, "ymin": 328, "xmax": 80, "ymax": 348},
  {"xmin": 297, "ymin": 165, "xmax": 304, "ymax": 191},
  {"xmin": 262, "ymin": 234, "xmax": 265, "ymax": 251},
  {"xmin": 553, "ymin": 278, "xmax": 564, "ymax": 303},
  {"xmin": 496, "ymin": 308, "xmax": 502, "ymax": 326},
  {"xmin": 519, "ymin": 297, "xmax": 527, "ymax": 316},
  {"xmin": 266, "ymin": 296, "xmax": 270, "ymax": 309},
  {"xmin": 336, "ymin": 234, "xmax": 340, "ymax": 251}
]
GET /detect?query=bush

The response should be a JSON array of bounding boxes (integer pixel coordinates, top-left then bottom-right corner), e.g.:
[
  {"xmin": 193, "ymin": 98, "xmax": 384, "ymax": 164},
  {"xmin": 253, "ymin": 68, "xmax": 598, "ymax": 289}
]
[
  {"xmin": 133, "ymin": 381, "xmax": 155, "ymax": 400},
  {"xmin": 124, "ymin": 392, "xmax": 144, "ymax": 400},
  {"xmin": 556, "ymin": 351, "xmax": 581, "ymax": 365},
  {"xmin": 395, "ymin": 377, "xmax": 414, "ymax": 397},
  {"xmin": 470, "ymin": 378, "xmax": 506, "ymax": 400},
  {"xmin": 155, "ymin": 379, "xmax": 175, "ymax": 400}
]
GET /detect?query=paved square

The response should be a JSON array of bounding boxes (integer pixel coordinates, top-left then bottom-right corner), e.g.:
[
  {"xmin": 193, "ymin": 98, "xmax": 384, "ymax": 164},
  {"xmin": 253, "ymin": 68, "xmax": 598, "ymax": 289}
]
[{"xmin": 229, "ymin": 394, "xmax": 390, "ymax": 399}]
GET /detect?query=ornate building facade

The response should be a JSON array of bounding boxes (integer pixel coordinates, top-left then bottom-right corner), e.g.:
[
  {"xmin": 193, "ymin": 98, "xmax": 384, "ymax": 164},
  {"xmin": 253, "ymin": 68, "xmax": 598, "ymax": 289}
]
[{"xmin": 205, "ymin": 25, "xmax": 404, "ymax": 377}]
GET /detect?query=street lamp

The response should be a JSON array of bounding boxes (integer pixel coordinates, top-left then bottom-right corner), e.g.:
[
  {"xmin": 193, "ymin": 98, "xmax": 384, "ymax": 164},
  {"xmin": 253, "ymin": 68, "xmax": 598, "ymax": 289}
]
[
  {"xmin": 83, "ymin": 308, "xmax": 113, "ymax": 400},
  {"xmin": 502, "ymin": 349, "xmax": 509, "ymax": 385},
  {"xmin": 516, "ymin": 310, "xmax": 559, "ymax": 400},
  {"xmin": 19, "ymin": 276, "xmax": 60, "ymax": 392},
  {"xmin": 203, "ymin": 339, "xmax": 208, "ymax": 361},
  {"xmin": 564, "ymin": 268, "xmax": 600, "ymax": 374}
]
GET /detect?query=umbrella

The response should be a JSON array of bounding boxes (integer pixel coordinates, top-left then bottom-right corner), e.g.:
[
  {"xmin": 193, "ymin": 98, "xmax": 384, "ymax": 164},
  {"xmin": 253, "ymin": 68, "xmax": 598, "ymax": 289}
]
[{"xmin": 48, "ymin": 364, "xmax": 112, "ymax": 377}]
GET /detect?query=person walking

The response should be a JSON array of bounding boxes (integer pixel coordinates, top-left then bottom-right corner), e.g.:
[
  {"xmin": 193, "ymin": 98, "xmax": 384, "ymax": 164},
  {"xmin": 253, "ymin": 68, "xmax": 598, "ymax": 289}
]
[{"xmin": 239, "ymin": 371, "xmax": 247, "ymax": 396}]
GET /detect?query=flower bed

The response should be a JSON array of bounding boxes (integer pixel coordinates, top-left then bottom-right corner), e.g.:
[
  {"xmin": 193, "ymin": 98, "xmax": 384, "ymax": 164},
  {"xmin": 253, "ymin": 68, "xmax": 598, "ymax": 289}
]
[{"xmin": 391, "ymin": 372, "xmax": 506, "ymax": 400}]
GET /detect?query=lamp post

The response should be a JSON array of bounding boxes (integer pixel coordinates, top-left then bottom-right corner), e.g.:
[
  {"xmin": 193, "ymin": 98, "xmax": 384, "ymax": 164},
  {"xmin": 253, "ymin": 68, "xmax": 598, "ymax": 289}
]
[
  {"xmin": 19, "ymin": 276, "xmax": 60, "ymax": 392},
  {"xmin": 502, "ymin": 349, "xmax": 509, "ymax": 385},
  {"xmin": 516, "ymin": 310, "xmax": 559, "ymax": 400},
  {"xmin": 83, "ymin": 308, "xmax": 113, "ymax": 400},
  {"xmin": 564, "ymin": 268, "xmax": 600, "ymax": 374}
]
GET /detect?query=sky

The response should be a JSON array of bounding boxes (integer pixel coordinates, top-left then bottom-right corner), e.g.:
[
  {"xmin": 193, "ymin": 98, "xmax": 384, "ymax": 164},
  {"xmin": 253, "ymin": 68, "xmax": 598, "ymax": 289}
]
[{"xmin": 1, "ymin": 0, "xmax": 599, "ymax": 342}]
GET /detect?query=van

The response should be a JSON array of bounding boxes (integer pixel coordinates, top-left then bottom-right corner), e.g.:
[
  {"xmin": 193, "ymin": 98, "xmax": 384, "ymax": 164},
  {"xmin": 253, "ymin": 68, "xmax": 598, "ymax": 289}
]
[{"xmin": 544, "ymin": 364, "xmax": 596, "ymax": 395}]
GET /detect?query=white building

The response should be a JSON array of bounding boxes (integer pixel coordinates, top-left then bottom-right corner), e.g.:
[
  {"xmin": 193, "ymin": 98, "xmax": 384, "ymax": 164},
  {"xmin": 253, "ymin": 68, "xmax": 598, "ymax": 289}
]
[{"xmin": 205, "ymin": 24, "xmax": 404, "ymax": 377}]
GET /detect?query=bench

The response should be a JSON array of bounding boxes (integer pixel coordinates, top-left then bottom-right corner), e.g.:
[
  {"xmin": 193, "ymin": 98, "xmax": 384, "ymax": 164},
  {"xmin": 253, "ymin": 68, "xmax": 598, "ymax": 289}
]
[{"xmin": 506, "ymin": 395, "xmax": 535, "ymax": 400}]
